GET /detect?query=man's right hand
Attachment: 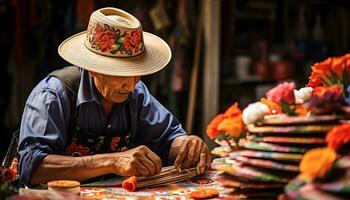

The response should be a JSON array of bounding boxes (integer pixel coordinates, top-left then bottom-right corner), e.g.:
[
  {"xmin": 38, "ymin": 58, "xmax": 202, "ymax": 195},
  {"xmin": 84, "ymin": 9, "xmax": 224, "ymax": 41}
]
[{"xmin": 113, "ymin": 145, "xmax": 162, "ymax": 177}]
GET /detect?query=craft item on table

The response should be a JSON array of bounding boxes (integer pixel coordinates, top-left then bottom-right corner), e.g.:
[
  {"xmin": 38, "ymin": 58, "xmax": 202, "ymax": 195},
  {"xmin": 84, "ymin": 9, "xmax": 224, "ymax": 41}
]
[
  {"xmin": 189, "ymin": 188, "xmax": 219, "ymax": 199},
  {"xmin": 122, "ymin": 176, "xmax": 137, "ymax": 192},
  {"xmin": 232, "ymin": 155, "xmax": 299, "ymax": 172},
  {"xmin": 11, "ymin": 188, "xmax": 82, "ymax": 200},
  {"xmin": 242, "ymin": 141, "xmax": 308, "ymax": 153},
  {"xmin": 211, "ymin": 158, "xmax": 290, "ymax": 183},
  {"xmin": 47, "ymin": 180, "xmax": 81, "ymax": 194},
  {"xmin": 80, "ymin": 171, "xmax": 233, "ymax": 199},
  {"xmin": 212, "ymin": 173, "xmax": 284, "ymax": 189},
  {"xmin": 230, "ymin": 150, "xmax": 303, "ymax": 162},
  {"xmin": 249, "ymin": 135, "xmax": 325, "ymax": 144},
  {"xmin": 211, "ymin": 146, "xmax": 232, "ymax": 157},
  {"xmin": 257, "ymin": 115, "xmax": 349, "ymax": 126},
  {"xmin": 247, "ymin": 124, "xmax": 334, "ymax": 134},
  {"xmin": 84, "ymin": 166, "xmax": 199, "ymax": 189}
]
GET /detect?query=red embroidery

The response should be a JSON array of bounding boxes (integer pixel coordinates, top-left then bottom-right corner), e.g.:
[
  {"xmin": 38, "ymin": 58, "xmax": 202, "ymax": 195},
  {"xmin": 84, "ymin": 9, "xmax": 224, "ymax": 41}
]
[
  {"xmin": 110, "ymin": 136, "xmax": 121, "ymax": 151},
  {"xmin": 66, "ymin": 142, "xmax": 90, "ymax": 156}
]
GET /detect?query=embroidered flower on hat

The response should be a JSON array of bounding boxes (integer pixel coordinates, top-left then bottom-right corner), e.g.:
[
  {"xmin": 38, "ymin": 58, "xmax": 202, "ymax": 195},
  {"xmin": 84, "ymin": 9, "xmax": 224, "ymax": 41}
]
[
  {"xmin": 95, "ymin": 24, "xmax": 116, "ymax": 52},
  {"xmin": 88, "ymin": 23, "xmax": 144, "ymax": 57}
]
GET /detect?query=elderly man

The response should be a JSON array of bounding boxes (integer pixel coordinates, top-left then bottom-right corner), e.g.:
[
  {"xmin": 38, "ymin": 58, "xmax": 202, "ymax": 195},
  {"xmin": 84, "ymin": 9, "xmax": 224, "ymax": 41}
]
[{"xmin": 18, "ymin": 7, "xmax": 210, "ymax": 186}]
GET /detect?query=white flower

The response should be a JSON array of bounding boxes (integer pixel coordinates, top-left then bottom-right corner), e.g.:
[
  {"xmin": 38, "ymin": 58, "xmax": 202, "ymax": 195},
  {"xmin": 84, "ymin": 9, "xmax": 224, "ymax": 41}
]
[
  {"xmin": 242, "ymin": 102, "xmax": 269, "ymax": 125},
  {"xmin": 294, "ymin": 87, "xmax": 313, "ymax": 104}
]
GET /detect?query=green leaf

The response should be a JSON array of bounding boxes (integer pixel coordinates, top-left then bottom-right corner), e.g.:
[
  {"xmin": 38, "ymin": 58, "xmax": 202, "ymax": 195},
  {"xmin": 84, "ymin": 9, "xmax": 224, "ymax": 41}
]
[
  {"xmin": 322, "ymin": 76, "xmax": 334, "ymax": 86},
  {"xmin": 281, "ymin": 101, "xmax": 297, "ymax": 116},
  {"xmin": 215, "ymin": 133, "xmax": 227, "ymax": 141}
]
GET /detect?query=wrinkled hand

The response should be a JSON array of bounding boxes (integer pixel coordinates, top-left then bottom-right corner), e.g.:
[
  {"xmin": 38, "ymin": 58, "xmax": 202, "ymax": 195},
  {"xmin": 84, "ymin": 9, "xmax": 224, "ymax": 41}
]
[
  {"xmin": 114, "ymin": 145, "xmax": 162, "ymax": 177},
  {"xmin": 170, "ymin": 135, "xmax": 211, "ymax": 173}
]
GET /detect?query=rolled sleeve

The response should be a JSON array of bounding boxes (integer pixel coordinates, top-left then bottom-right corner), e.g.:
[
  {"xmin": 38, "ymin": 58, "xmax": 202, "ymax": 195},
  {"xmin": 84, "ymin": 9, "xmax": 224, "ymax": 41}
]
[
  {"xmin": 18, "ymin": 142, "xmax": 49, "ymax": 185},
  {"xmin": 133, "ymin": 82, "xmax": 187, "ymax": 165},
  {"xmin": 18, "ymin": 77, "xmax": 70, "ymax": 185}
]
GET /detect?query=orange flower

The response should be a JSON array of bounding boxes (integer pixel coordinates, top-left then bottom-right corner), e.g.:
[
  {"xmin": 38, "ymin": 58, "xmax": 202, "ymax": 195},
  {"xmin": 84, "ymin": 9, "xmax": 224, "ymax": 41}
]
[
  {"xmin": 294, "ymin": 104, "xmax": 309, "ymax": 116},
  {"xmin": 326, "ymin": 124, "xmax": 350, "ymax": 151},
  {"xmin": 307, "ymin": 54, "xmax": 350, "ymax": 89},
  {"xmin": 206, "ymin": 102, "xmax": 244, "ymax": 139},
  {"xmin": 206, "ymin": 114, "xmax": 225, "ymax": 139},
  {"xmin": 313, "ymin": 85, "xmax": 342, "ymax": 97},
  {"xmin": 300, "ymin": 148, "xmax": 337, "ymax": 180},
  {"xmin": 331, "ymin": 57, "xmax": 346, "ymax": 78},
  {"xmin": 307, "ymin": 62, "xmax": 331, "ymax": 88},
  {"xmin": 260, "ymin": 98, "xmax": 282, "ymax": 115},
  {"xmin": 217, "ymin": 117, "xmax": 243, "ymax": 138},
  {"xmin": 224, "ymin": 103, "xmax": 241, "ymax": 118}
]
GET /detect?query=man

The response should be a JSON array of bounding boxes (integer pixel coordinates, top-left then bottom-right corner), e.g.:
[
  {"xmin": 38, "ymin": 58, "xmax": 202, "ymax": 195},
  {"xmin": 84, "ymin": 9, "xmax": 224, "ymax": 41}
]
[{"xmin": 18, "ymin": 7, "xmax": 210, "ymax": 186}]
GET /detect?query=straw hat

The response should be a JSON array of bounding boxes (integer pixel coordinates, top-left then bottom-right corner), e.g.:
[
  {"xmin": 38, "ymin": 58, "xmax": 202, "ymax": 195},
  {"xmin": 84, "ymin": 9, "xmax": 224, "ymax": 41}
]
[{"xmin": 58, "ymin": 7, "xmax": 171, "ymax": 76}]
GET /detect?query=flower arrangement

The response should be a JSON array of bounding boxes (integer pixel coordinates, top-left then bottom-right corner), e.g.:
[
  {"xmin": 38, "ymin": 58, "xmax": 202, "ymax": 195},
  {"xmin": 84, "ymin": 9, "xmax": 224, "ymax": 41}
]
[
  {"xmin": 307, "ymin": 54, "xmax": 350, "ymax": 90},
  {"xmin": 0, "ymin": 158, "xmax": 19, "ymax": 199},
  {"xmin": 306, "ymin": 54, "xmax": 350, "ymax": 114},
  {"xmin": 206, "ymin": 103, "xmax": 245, "ymax": 149}
]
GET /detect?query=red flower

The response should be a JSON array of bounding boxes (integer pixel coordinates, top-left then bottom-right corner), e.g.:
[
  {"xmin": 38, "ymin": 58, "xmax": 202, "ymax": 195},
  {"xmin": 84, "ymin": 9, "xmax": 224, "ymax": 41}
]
[
  {"xmin": 131, "ymin": 30, "xmax": 141, "ymax": 47},
  {"xmin": 95, "ymin": 25, "xmax": 115, "ymax": 52},
  {"xmin": 123, "ymin": 30, "xmax": 142, "ymax": 52},
  {"xmin": 110, "ymin": 136, "xmax": 121, "ymax": 151},
  {"xmin": 122, "ymin": 176, "xmax": 138, "ymax": 192},
  {"xmin": 206, "ymin": 114, "xmax": 225, "ymax": 139},
  {"xmin": 266, "ymin": 82, "xmax": 296, "ymax": 104},
  {"xmin": 326, "ymin": 124, "xmax": 350, "ymax": 151}
]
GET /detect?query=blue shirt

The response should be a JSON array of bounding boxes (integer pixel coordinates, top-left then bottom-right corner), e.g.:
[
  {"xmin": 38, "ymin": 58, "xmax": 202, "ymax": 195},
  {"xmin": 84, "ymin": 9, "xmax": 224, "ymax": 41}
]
[{"xmin": 18, "ymin": 69, "xmax": 186, "ymax": 185}]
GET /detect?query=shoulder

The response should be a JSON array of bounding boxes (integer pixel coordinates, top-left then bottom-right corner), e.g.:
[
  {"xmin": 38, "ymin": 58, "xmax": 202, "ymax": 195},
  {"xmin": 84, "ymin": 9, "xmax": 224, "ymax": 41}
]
[{"xmin": 29, "ymin": 76, "xmax": 67, "ymax": 100}]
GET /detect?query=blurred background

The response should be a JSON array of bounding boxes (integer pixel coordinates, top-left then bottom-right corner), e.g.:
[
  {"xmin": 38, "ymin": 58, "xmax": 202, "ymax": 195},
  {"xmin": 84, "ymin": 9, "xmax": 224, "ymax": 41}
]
[{"xmin": 1, "ymin": 0, "xmax": 350, "ymax": 161}]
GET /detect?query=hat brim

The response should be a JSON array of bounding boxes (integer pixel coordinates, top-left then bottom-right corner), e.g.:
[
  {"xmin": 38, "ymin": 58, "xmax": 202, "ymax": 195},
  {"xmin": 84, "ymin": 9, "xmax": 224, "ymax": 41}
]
[{"xmin": 58, "ymin": 31, "xmax": 171, "ymax": 76}]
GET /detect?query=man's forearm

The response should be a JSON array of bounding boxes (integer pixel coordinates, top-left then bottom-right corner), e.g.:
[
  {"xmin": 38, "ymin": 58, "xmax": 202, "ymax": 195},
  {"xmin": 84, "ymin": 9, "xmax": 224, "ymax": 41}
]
[{"xmin": 30, "ymin": 153, "xmax": 116, "ymax": 185}]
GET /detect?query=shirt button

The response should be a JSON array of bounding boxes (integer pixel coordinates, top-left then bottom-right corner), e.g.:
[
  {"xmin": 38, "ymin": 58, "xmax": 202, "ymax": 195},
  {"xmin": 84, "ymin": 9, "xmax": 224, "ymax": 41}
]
[{"xmin": 107, "ymin": 124, "xmax": 111, "ymax": 128}]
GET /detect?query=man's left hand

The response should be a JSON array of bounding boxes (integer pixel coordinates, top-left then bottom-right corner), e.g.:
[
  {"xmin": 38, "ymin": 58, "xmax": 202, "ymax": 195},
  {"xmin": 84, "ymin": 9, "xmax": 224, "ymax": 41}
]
[{"xmin": 169, "ymin": 135, "xmax": 211, "ymax": 173}]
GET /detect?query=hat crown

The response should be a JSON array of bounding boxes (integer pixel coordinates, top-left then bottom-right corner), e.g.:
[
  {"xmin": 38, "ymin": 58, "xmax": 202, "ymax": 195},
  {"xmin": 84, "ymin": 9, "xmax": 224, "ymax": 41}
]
[{"xmin": 84, "ymin": 7, "xmax": 145, "ymax": 57}]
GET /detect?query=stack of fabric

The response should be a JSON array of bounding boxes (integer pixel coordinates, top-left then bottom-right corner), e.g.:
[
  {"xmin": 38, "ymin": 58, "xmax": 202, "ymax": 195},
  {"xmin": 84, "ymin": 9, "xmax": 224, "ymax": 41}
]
[
  {"xmin": 282, "ymin": 124, "xmax": 350, "ymax": 200},
  {"xmin": 210, "ymin": 115, "xmax": 348, "ymax": 199},
  {"xmin": 207, "ymin": 54, "xmax": 350, "ymax": 199}
]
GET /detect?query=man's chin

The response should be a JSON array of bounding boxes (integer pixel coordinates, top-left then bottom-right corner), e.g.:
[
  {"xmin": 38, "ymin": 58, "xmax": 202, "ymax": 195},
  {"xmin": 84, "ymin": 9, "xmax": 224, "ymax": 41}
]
[{"xmin": 111, "ymin": 96, "xmax": 129, "ymax": 103}]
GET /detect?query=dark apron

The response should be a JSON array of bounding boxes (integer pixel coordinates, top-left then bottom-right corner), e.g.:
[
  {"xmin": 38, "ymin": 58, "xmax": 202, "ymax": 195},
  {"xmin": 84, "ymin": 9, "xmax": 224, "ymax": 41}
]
[{"xmin": 65, "ymin": 126, "xmax": 134, "ymax": 157}]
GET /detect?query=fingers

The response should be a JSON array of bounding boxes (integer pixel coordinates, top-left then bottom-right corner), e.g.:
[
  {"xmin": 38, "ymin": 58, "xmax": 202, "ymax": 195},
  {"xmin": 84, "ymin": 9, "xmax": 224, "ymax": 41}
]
[
  {"xmin": 115, "ymin": 145, "xmax": 162, "ymax": 177},
  {"xmin": 174, "ymin": 142, "xmax": 188, "ymax": 169},
  {"xmin": 181, "ymin": 139, "xmax": 201, "ymax": 169},
  {"xmin": 206, "ymin": 149, "xmax": 212, "ymax": 168},
  {"xmin": 197, "ymin": 153, "xmax": 206, "ymax": 174},
  {"xmin": 145, "ymin": 151, "xmax": 162, "ymax": 175}
]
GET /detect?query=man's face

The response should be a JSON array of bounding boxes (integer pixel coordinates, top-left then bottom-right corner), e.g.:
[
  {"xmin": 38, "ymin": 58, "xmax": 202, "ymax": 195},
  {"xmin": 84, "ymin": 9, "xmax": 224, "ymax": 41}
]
[{"xmin": 89, "ymin": 71, "xmax": 140, "ymax": 103}]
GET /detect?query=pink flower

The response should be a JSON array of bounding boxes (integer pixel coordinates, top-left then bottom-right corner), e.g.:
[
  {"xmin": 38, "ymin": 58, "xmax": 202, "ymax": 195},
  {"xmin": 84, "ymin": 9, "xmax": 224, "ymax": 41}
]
[{"xmin": 266, "ymin": 82, "xmax": 296, "ymax": 104}]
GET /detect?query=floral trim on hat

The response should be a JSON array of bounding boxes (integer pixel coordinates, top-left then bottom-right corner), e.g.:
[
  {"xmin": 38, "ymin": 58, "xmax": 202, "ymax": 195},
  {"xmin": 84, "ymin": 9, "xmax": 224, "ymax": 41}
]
[{"xmin": 87, "ymin": 23, "xmax": 145, "ymax": 57}]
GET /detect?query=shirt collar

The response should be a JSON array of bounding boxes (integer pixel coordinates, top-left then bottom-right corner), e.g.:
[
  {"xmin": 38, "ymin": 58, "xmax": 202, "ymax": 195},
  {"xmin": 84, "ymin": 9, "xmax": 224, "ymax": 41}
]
[
  {"xmin": 76, "ymin": 69, "xmax": 134, "ymax": 108},
  {"xmin": 76, "ymin": 69, "xmax": 102, "ymax": 107}
]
